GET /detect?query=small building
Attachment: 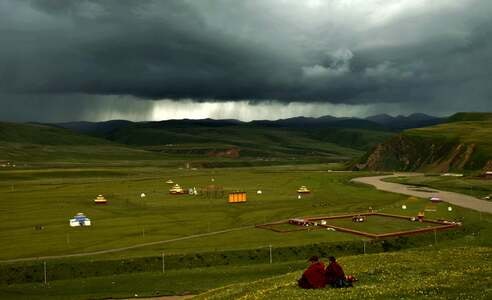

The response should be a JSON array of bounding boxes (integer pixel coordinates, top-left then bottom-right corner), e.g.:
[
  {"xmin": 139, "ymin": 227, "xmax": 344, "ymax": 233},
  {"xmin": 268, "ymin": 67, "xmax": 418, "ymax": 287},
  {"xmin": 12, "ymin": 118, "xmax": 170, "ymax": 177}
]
[
  {"xmin": 166, "ymin": 179, "xmax": 174, "ymax": 184},
  {"xmin": 417, "ymin": 211, "xmax": 425, "ymax": 222},
  {"xmin": 441, "ymin": 173, "xmax": 463, "ymax": 177},
  {"xmin": 429, "ymin": 196, "xmax": 442, "ymax": 203},
  {"xmin": 70, "ymin": 213, "xmax": 91, "ymax": 227},
  {"xmin": 94, "ymin": 195, "xmax": 107, "ymax": 204},
  {"xmin": 228, "ymin": 191, "xmax": 247, "ymax": 203},
  {"xmin": 352, "ymin": 215, "xmax": 366, "ymax": 222},
  {"xmin": 483, "ymin": 171, "xmax": 492, "ymax": 179},
  {"xmin": 297, "ymin": 186, "xmax": 311, "ymax": 194},
  {"xmin": 169, "ymin": 184, "xmax": 185, "ymax": 195},
  {"xmin": 289, "ymin": 218, "xmax": 309, "ymax": 226}
]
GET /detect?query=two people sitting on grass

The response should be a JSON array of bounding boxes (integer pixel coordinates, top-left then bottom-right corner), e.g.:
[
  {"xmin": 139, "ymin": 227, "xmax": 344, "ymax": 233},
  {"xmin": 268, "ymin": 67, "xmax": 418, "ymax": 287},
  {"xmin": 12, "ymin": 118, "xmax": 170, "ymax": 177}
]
[{"xmin": 298, "ymin": 255, "xmax": 354, "ymax": 289}]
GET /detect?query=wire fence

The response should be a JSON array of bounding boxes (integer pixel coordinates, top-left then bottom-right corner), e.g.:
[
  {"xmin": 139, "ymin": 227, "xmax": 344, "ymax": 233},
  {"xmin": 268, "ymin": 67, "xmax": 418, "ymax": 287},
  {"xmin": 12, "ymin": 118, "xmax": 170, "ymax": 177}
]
[{"xmin": 0, "ymin": 226, "xmax": 478, "ymax": 286}]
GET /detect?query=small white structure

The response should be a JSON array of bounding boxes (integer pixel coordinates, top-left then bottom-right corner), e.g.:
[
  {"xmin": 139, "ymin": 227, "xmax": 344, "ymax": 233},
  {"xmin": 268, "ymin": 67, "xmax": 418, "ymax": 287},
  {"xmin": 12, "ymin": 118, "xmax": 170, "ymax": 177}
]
[
  {"xmin": 140, "ymin": 193, "xmax": 146, "ymax": 198},
  {"xmin": 402, "ymin": 204, "xmax": 407, "ymax": 210},
  {"xmin": 257, "ymin": 190, "xmax": 262, "ymax": 195},
  {"xmin": 430, "ymin": 196, "xmax": 442, "ymax": 203},
  {"xmin": 442, "ymin": 173, "xmax": 463, "ymax": 177},
  {"xmin": 321, "ymin": 220, "xmax": 327, "ymax": 225},
  {"xmin": 448, "ymin": 206, "xmax": 453, "ymax": 211},
  {"xmin": 166, "ymin": 179, "xmax": 174, "ymax": 184},
  {"xmin": 69, "ymin": 213, "xmax": 91, "ymax": 227}
]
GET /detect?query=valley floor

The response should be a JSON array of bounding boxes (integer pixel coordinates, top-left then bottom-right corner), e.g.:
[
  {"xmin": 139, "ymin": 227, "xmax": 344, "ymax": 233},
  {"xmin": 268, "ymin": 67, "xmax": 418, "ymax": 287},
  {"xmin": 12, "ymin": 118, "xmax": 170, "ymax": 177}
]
[{"xmin": 1, "ymin": 165, "xmax": 491, "ymax": 299}]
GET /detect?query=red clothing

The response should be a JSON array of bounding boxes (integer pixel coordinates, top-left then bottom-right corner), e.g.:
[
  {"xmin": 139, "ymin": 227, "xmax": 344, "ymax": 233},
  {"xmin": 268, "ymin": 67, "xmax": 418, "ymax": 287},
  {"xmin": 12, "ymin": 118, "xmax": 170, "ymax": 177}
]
[
  {"xmin": 300, "ymin": 262, "xmax": 326, "ymax": 289},
  {"xmin": 325, "ymin": 261, "xmax": 345, "ymax": 284}
]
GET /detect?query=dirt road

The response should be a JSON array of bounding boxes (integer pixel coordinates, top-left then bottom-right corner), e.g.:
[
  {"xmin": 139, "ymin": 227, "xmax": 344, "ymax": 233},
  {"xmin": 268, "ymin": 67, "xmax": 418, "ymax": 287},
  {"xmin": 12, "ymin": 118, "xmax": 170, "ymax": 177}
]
[{"xmin": 352, "ymin": 173, "xmax": 492, "ymax": 214}]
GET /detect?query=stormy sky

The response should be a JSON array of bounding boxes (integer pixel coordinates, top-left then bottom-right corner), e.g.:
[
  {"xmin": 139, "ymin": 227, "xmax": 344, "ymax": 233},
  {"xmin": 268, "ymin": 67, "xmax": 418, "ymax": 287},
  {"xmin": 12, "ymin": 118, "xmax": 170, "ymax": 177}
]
[{"xmin": 1, "ymin": 0, "xmax": 491, "ymax": 122}]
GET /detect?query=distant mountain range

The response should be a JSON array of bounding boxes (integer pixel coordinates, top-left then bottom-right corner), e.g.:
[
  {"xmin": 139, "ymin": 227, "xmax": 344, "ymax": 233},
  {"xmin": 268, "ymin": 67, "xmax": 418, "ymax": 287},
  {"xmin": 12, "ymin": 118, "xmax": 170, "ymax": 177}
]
[
  {"xmin": 365, "ymin": 113, "xmax": 444, "ymax": 130},
  {"xmin": 3, "ymin": 112, "xmax": 491, "ymax": 171},
  {"xmin": 54, "ymin": 113, "xmax": 445, "ymax": 136}
]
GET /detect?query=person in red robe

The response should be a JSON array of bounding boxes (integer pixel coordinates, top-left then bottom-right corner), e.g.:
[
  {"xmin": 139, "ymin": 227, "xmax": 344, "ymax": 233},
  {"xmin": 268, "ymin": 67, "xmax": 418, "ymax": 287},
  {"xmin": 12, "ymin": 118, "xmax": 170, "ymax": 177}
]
[
  {"xmin": 298, "ymin": 256, "xmax": 326, "ymax": 289},
  {"xmin": 325, "ymin": 256, "xmax": 346, "ymax": 287}
]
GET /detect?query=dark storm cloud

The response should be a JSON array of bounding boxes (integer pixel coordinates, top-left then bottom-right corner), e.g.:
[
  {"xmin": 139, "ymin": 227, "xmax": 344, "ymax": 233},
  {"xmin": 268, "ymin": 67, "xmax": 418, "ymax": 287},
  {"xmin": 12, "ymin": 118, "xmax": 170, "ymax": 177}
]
[{"xmin": 0, "ymin": 0, "xmax": 491, "ymax": 118}]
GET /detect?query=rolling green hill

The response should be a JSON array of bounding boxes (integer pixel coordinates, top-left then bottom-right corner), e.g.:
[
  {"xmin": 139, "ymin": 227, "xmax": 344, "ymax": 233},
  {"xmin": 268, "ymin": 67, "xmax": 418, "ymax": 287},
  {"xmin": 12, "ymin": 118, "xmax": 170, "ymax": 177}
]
[
  {"xmin": 102, "ymin": 120, "xmax": 393, "ymax": 162},
  {"xmin": 0, "ymin": 122, "xmax": 110, "ymax": 145},
  {"xmin": 357, "ymin": 113, "xmax": 492, "ymax": 172},
  {"xmin": 0, "ymin": 120, "xmax": 393, "ymax": 166},
  {"xmin": 0, "ymin": 122, "xmax": 163, "ymax": 164}
]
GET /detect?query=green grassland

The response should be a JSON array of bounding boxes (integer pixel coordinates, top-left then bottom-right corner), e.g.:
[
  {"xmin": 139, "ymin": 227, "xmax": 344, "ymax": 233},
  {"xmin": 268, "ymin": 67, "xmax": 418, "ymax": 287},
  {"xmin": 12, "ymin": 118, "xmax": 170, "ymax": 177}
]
[
  {"xmin": 0, "ymin": 121, "xmax": 391, "ymax": 168},
  {"xmin": 3, "ymin": 165, "xmax": 485, "ymax": 261},
  {"xmin": 195, "ymin": 246, "xmax": 492, "ymax": 300},
  {"xmin": 0, "ymin": 122, "xmax": 167, "ymax": 165},
  {"xmin": 0, "ymin": 164, "xmax": 491, "ymax": 299},
  {"xmin": 1, "ymin": 118, "xmax": 492, "ymax": 299},
  {"xmin": 107, "ymin": 124, "xmax": 370, "ymax": 161},
  {"xmin": 2, "ymin": 245, "xmax": 490, "ymax": 300},
  {"xmin": 323, "ymin": 215, "xmax": 432, "ymax": 234},
  {"xmin": 0, "ymin": 167, "xmax": 394, "ymax": 260}
]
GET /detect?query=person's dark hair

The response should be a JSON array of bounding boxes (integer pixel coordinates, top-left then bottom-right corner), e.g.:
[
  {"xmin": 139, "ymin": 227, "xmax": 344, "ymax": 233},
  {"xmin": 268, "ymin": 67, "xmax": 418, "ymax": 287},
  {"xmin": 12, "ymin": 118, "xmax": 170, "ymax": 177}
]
[
  {"xmin": 308, "ymin": 255, "xmax": 319, "ymax": 262},
  {"xmin": 329, "ymin": 256, "xmax": 336, "ymax": 262}
]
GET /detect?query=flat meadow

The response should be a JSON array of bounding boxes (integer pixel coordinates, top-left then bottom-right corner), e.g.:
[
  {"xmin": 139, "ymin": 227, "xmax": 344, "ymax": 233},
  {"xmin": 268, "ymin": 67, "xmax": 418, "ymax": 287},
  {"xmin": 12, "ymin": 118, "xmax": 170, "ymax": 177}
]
[{"xmin": 0, "ymin": 163, "xmax": 491, "ymax": 299}]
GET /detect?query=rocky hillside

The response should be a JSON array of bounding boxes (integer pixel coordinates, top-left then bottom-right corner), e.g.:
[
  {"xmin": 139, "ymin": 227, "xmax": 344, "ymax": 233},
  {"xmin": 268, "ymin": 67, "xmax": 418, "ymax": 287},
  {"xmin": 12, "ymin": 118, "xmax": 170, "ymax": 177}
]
[{"xmin": 356, "ymin": 113, "xmax": 492, "ymax": 172}]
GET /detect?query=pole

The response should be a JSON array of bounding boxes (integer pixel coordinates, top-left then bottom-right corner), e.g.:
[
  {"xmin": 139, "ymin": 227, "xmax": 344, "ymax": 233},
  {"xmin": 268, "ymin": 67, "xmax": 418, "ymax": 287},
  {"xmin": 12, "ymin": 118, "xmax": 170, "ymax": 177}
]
[
  {"xmin": 269, "ymin": 244, "xmax": 272, "ymax": 264},
  {"xmin": 162, "ymin": 252, "xmax": 165, "ymax": 273},
  {"xmin": 43, "ymin": 261, "xmax": 47, "ymax": 285}
]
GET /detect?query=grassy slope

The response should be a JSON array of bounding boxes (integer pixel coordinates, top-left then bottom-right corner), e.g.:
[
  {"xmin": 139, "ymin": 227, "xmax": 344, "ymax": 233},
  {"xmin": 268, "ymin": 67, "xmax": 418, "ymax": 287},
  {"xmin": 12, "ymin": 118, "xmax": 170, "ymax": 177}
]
[
  {"xmin": 0, "ymin": 122, "xmax": 110, "ymax": 145},
  {"xmin": 195, "ymin": 246, "xmax": 492, "ymax": 300},
  {"xmin": 107, "ymin": 123, "xmax": 391, "ymax": 160},
  {"xmin": 404, "ymin": 119, "xmax": 492, "ymax": 170},
  {"xmin": 359, "ymin": 113, "xmax": 492, "ymax": 172},
  {"xmin": 0, "ymin": 261, "xmax": 307, "ymax": 300},
  {"xmin": 0, "ymin": 121, "xmax": 394, "ymax": 167},
  {"xmin": 405, "ymin": 120, "xmax": 492, "ymax": 155},
  {"xmin": 2, "ymin": 246, "xmax": 490, "ymax": 300},
  {"xmin": 0, "ymin": 122, "xmax": 164, "ymax": 164}
]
